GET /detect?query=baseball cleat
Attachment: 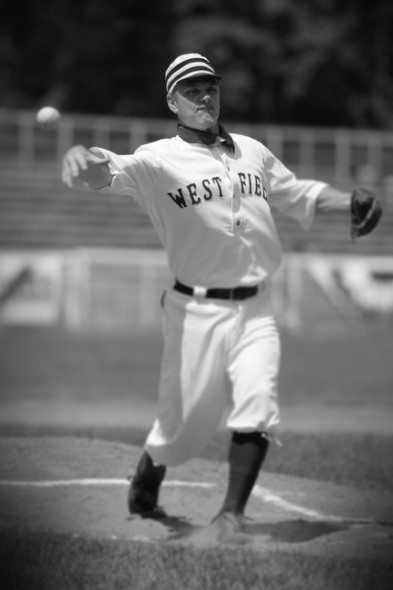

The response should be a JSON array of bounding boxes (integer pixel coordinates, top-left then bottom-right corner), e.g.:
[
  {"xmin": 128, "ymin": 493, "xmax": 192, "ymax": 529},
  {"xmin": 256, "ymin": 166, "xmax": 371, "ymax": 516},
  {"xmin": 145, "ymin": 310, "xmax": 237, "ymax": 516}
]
[
  {"xmin": 190, "ymin": 511, "xmax": 253, "ymax": 545},
  {"xmin": 127, "ymin": 473, "xmax": 166, "ymax": 518}
]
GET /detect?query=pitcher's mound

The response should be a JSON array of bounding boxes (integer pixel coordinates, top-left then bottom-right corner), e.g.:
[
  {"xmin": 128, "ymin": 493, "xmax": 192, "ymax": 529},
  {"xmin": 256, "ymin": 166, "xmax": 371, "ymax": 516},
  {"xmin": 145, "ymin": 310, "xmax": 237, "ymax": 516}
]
[{"xmin": 0, "ymin": 437, "xmax": 392, "ymax": 561}]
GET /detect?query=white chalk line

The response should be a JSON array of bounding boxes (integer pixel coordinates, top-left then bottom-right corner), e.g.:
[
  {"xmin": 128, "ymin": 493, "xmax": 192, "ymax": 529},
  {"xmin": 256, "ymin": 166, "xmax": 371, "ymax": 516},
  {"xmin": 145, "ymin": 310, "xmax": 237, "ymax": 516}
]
[
  {"xmin": 0, "ymin": 479, "xmax": 214, "ymax": 489},
  {"xmin": 0, "ymin": 478, "xmax": 375, "ymax": 525},
  {"xmin": 253, "ymin": 484, "xmax": 374, "ymax": 526}
]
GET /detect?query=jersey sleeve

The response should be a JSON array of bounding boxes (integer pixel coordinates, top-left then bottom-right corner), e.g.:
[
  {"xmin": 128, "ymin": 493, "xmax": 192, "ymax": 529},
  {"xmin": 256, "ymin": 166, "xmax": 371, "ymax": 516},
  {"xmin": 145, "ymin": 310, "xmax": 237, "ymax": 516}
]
[
  {"xmin": 89, "ymin": 146, "xmax": 161, "ymax": 209},
  {"xmin": 263, "ymin": 147, "xmax": 327, "ymax": 230}
]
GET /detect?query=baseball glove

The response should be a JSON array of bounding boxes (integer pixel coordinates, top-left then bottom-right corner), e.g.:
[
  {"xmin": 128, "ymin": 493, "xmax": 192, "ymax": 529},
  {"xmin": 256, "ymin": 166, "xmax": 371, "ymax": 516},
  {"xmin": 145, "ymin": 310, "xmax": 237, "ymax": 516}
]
[{"xmin": 350, "ymin": 188, "xmax": 383, "ymax": 239}]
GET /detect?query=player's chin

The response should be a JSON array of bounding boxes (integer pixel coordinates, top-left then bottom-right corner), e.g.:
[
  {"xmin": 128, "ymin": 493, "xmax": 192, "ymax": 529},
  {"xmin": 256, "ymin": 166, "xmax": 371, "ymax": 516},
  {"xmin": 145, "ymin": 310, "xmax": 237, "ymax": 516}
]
[{"xmin": 197, "ymin": 111, "xmax": 218, "ymax": 128}]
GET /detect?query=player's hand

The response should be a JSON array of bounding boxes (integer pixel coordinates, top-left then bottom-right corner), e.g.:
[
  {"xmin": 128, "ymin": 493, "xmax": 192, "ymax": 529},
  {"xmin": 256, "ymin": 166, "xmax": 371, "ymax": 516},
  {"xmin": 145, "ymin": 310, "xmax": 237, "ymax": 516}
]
[
  {"xmin": 62, "ymin": 145, "xmax": 110, "ymax": 188},
  {"xmin": 350, "ymin": 188, "xmax": 383, "ymax": 239}
]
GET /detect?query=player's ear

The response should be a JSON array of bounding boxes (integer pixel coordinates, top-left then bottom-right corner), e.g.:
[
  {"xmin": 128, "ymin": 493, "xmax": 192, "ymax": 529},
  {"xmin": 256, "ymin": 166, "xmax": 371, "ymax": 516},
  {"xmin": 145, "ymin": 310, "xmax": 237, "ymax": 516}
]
[{"xmin": 167, "ymin": 94, "xmax": 178, "ymax": 115}]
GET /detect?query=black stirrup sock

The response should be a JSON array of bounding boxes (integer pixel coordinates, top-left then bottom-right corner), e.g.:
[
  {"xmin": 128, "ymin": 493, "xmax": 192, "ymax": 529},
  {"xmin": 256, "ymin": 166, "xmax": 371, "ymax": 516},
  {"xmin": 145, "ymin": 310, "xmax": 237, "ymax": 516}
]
[{"xmin": 217, "ymin": 431, "xmax": 269, "ymax": 516}]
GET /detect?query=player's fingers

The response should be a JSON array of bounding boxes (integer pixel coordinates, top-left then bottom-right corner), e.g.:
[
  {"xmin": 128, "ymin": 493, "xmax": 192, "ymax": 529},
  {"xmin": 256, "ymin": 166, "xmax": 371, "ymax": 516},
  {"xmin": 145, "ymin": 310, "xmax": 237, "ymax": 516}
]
[
  {"xmin": 62, "ymin": 147, "xmax": 87, "ymax": 187},
  {"xmin": 70, "ymin": 149, "xmax": 109, "ymax": 173},
  {"xmin": 61, "ymin": 146, "xmax": 88, "ymax": 184},
  {"xmin": 63, "ymin": 156, "xmax": 82, "ymax": 186},
  {"xmin": 61, "ymin": 146, "xmax": 109, "ymax": 188},
  {"xmin": 71, "ymin": 147, "xmax": 91, "ymax": 171},
  {"xmin": 61, "ymin": 162, "xmax": 74, "ymax": 188}
]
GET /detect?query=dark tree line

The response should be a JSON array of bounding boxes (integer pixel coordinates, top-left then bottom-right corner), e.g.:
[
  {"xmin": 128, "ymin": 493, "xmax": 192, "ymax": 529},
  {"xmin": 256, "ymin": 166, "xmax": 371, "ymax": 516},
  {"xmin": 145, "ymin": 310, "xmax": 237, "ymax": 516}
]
[{"xmin": 1, "ymin": 0, "xmax": 393, "ymax": 128}]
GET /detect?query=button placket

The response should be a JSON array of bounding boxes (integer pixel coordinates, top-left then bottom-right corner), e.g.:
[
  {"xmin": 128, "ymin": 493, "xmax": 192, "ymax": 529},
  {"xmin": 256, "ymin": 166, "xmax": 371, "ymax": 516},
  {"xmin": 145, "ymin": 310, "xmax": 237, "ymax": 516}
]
[
  {"xmin": 215, "ymin": 147, "xmax": 245, "ymax": 234},
  {"xmin": 215, "ymin": 147, "xmax": 237, "ymax": 229},
  {"xmin": 233, "ymin": 216, "xmax": 247, "ymax": 233}
]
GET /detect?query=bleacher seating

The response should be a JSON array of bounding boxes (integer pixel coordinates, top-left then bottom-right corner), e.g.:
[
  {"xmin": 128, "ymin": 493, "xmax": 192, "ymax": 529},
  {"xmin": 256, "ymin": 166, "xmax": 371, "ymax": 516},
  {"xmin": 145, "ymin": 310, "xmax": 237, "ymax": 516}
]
[{"xmin": 0, "ymin": 160, "xmax": 391, "ymax": 255}]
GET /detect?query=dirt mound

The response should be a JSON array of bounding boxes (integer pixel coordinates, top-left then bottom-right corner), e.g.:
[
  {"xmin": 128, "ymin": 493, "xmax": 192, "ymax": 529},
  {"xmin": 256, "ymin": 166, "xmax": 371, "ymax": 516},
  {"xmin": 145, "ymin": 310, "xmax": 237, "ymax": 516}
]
[{"xmin": 0, "ymin": 437, "xmax": 392, "ymax": 560}]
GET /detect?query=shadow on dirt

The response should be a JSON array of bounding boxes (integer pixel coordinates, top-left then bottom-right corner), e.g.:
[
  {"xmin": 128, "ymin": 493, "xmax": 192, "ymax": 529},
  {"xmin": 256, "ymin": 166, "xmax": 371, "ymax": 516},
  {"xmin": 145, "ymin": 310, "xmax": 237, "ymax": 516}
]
[
  {"xmin": 243, "ymin": 519, "xmax": 348, "ymax": 543},
  {"xmin": 150, "ymin": 514, "xmax": 348, "ymax": 545},
  {"xmin": 159, "ymin": 515, "xmax": 198, "ymax": 541}
]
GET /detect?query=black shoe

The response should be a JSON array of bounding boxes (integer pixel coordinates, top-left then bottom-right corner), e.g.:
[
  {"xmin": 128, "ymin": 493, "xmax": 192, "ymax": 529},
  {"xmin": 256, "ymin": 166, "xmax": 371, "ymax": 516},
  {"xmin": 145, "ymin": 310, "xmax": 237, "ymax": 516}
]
[{"xmin": 127, "ymin": 472, "xmax": 165, "ymax": 517}]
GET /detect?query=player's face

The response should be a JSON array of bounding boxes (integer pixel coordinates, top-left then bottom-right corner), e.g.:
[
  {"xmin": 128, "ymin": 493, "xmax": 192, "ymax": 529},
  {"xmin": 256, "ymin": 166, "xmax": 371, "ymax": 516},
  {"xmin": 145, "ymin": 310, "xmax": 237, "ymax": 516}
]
[{"xmin": 167, "ymin": 77, "xmax": 220, "ymax": 132}]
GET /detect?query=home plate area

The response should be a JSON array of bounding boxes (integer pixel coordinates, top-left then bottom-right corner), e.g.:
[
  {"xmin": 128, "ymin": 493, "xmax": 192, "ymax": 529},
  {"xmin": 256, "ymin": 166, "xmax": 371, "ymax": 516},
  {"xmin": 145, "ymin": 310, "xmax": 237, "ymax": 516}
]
[{"xmin": 0, "ymin": 437, "xmax": 392, "ymax": 561}]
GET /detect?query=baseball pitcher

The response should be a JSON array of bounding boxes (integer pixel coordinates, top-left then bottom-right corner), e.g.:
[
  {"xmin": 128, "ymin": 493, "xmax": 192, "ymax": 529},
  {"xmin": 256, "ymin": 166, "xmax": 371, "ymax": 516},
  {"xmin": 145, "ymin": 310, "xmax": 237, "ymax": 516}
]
[{"xmin": 61, "ymin": 53, "xmax": 382, "ymax": 543}]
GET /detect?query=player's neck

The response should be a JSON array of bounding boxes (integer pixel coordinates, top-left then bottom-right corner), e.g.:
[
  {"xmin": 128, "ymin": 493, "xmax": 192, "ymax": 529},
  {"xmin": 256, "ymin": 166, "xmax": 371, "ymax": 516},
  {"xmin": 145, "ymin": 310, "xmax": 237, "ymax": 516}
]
[
  {"xmin": 177, "ymin": 123, "xmax": 234, "ymax": 152},
  {"xmin": 179, "ymin": 122, "xmax": 218, "ymax": 137}
]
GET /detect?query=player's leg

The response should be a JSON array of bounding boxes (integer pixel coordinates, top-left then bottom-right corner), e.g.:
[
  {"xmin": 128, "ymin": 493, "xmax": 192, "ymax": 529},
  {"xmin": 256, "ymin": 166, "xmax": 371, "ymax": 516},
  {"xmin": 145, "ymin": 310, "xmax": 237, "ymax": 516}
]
[
  {"xmin": 144, "ymin": 289, "xmax": 233, "ymax": 466},
  {"xmin": 213, "ymin": 431, "xmax": 270, "ymax": 520},
  {"xmin": 213, "ymin": 290, "xmax": 281, "ymax": 522},
  {"xmin": 128, "ymin": 289, "xmax": 233, "ymax": 515}
]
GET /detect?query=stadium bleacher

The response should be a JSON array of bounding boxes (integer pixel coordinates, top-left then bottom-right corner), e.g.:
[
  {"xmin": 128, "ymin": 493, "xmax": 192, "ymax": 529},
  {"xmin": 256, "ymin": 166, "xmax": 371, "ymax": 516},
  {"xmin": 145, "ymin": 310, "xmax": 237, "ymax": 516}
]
[{"xmin": 0, "ymin": 160, "xmax": 391, "ymax": 255}]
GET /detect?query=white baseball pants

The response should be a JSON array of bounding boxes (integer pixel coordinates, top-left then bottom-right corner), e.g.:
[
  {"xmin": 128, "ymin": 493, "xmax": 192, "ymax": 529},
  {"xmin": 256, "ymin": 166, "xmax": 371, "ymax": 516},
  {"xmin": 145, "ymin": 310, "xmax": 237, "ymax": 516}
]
[{"xmin": 145, "ymin": 283, "xmax": 281, "ymax": 466}]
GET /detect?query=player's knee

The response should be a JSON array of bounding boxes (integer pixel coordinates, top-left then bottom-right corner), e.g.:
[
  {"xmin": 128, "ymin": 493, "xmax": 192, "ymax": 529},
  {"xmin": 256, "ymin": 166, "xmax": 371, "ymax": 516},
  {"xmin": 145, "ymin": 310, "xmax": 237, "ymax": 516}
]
[{"xmin": 231, "ymin": 431, "xmax": 269, "ymax": 447}]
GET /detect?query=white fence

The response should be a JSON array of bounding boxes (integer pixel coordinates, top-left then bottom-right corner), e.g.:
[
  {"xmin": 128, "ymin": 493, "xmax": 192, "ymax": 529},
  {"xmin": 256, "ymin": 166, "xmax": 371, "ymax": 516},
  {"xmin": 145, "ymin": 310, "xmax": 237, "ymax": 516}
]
[
  {"xmin": 1, "ymin": 248, "xmax": 392, "ymax": 334},
  {"xmin": 2, "ymin": 108, "xmax": 393, "ymax": 190}
]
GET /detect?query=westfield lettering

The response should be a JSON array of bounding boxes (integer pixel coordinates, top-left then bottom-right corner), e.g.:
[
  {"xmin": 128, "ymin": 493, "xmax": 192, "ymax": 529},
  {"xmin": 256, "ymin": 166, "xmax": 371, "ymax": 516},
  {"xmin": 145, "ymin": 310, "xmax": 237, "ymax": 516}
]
[{"xmin": 167, "ymin": 173, "xmax": 268, "ymax": 208}]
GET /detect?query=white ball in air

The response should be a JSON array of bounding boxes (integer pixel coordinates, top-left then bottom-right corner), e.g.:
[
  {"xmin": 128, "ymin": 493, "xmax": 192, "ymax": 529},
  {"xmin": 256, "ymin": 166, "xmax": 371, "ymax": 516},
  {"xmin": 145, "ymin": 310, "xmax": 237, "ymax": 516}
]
[{"xmin": 36, "ymin": 106, "xmax": 61, "ymax": 129}]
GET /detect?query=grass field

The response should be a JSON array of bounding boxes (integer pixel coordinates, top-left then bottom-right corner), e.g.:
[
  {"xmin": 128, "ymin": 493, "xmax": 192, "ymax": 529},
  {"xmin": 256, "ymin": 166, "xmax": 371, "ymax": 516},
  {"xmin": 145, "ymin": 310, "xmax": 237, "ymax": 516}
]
[
  {"xmin": 1, "ymin": 325, "xmax": 393, "ymax": 492},
  {"xmin": 1, "ymin": 528, "xmax": 391, "ymax": 590},
  {"xmin": 0, "ymin": 324, "xmax": 392, "ymax": 589},
  {"xmin": 1, "ymin": 322, "xmax": 393, "ymax": 406}
]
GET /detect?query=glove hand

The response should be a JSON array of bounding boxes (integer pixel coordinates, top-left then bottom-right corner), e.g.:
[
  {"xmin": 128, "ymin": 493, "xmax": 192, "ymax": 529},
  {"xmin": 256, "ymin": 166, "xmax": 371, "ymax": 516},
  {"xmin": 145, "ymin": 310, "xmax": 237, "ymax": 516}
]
[{"xmin": 350, "ymin": 188, "xmax": 383, "ymax": 239}]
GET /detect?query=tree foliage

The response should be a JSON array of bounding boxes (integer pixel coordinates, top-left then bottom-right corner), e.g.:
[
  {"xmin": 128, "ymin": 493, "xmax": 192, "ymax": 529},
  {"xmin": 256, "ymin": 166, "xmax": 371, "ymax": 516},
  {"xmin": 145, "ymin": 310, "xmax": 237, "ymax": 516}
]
[{"xmin": 1, "ymin": 0, "xmax": 393, "ymax": 128}]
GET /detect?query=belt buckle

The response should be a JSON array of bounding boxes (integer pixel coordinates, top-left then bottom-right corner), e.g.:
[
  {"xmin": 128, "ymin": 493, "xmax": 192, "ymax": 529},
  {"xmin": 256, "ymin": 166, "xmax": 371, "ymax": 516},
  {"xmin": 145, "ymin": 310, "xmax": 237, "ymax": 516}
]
[{"xmin": 194, "ymin": 285, "xmax": 208, "ymax": 298}]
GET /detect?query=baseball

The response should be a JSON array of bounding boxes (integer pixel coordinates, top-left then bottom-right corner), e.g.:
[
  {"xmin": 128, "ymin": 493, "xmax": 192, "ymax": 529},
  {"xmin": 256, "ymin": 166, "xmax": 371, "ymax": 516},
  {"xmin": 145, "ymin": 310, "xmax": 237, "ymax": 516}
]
[{"xmin": 36, "ymin": 106, "xmax": 61, "ymax": 129}]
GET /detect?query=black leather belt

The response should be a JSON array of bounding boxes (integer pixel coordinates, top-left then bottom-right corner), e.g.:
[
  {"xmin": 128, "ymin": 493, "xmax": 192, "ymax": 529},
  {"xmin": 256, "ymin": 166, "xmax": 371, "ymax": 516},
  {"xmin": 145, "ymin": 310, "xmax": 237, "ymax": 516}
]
[{"xmin": 174, "ymin": 280, "xmax": 259, "ymax": 301}]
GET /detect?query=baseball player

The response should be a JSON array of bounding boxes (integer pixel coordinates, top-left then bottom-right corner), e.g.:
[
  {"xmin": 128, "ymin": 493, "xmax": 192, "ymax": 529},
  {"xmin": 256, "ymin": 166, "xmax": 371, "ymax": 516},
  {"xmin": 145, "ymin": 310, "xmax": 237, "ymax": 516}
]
[{"xmin": 62, "ymin": 53, "xmax": 382, "ymax": 543}]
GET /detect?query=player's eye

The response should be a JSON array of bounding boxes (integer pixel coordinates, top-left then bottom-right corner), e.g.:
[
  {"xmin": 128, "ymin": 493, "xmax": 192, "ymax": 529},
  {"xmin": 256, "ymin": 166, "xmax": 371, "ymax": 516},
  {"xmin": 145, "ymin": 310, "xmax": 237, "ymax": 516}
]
[{"xmin": 184, "ymin": 88, "xmax": 199, "ymax": 96}]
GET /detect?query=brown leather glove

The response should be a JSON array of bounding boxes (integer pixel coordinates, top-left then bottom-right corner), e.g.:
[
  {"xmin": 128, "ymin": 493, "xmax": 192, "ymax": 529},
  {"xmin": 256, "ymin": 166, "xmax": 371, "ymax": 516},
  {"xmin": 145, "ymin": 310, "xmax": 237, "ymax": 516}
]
[{"xmin": 350, "ymin": 188, "xmax": 383, "ymax": 239}]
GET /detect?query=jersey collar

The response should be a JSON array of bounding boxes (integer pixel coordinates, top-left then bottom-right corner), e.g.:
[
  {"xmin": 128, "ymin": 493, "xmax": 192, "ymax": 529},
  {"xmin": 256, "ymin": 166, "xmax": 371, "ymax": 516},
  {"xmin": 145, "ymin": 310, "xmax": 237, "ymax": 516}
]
[{"xmin": 177, "ymin": 123, "xmax": 235, "ymax": 153}]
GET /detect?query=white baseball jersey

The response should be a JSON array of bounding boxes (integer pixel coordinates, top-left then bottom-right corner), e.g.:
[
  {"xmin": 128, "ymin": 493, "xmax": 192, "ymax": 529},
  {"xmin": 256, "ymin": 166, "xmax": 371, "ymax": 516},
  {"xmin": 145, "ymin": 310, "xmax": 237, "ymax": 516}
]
[
  {"xmin": 94, "ymin": 133, "xmax": 326, "ymax": 288},
  {"xmin": 92, "ymin": 131, "xmax": 327, "ymax": 466}
]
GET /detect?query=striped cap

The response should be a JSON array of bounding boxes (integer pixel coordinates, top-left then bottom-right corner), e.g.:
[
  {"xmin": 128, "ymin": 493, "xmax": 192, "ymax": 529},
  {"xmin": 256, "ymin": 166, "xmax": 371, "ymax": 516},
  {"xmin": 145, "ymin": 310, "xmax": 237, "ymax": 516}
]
[{"xmin": 165, "ymin": 53, "xmax": 222, "ymax": 95}]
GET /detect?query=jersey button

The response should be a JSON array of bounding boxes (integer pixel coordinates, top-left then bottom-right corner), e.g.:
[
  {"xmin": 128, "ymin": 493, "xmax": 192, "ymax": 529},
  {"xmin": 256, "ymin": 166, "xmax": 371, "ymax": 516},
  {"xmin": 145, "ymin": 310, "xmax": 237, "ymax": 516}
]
[{"xmin": 236, "ymin": 220, "xmax": 240, "ymax": 226}]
